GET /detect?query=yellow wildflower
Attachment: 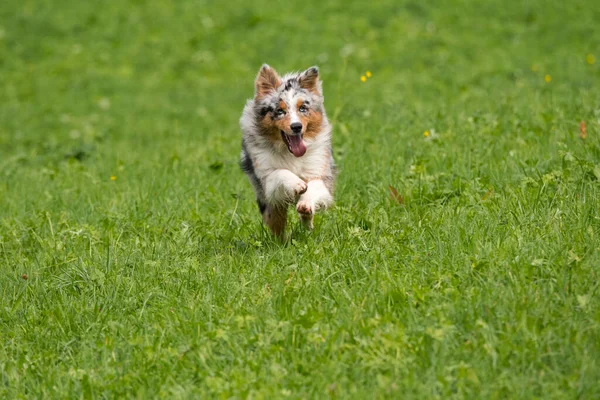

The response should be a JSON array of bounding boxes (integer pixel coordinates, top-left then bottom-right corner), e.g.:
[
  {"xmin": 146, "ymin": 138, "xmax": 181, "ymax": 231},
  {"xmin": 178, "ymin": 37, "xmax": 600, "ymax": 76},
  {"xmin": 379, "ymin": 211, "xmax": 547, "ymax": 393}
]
[
  {"xmin": 360, "ymin": 75, "xmax": 367, "ymax": 82},
  {"xmin": 110, "ymin": 175, "xmax": 117, "ymax": 181},
  {"xmin": 586, "ymin": 54, "xmax": 596, "ymax": 65},
  {"xmin": 544, "ymin": 74, "xmax": 552, "ymax": 83},
  {"xmin": 423, "ymin": 130, "xmax": 430, "ymax": 137},
  {"xmin": 366, "ymin": 71, "xmax": 372, "ymax": 78}
]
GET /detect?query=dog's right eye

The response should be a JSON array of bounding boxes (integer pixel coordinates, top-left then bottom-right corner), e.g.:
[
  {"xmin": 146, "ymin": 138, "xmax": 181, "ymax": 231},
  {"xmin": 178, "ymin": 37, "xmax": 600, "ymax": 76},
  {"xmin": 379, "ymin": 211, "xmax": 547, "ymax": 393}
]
[{"xmin": 275, "ymin": 109, "xmax": 286, "ymax": 117}]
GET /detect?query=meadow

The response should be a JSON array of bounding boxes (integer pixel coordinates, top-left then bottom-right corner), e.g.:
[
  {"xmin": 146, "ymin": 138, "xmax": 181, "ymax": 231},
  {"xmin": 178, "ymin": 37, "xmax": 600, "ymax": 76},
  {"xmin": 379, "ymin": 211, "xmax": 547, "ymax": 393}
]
[{"xmin": 1, "ymin": 0, "xmax": 600, "ymax": 398}]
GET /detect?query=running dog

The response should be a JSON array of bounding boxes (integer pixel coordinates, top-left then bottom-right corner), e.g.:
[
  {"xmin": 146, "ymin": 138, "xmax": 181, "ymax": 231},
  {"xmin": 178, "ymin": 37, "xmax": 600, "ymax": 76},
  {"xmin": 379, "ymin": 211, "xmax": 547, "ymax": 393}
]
[{"xmin": 240, "ymin": 64, "xmax": 335, "ymax": 237}]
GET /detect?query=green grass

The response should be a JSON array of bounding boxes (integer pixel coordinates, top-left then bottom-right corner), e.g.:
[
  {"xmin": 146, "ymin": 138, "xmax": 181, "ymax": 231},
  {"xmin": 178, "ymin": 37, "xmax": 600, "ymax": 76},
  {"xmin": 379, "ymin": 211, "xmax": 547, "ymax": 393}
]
[{"xmin": 1, "ymin": 0, "xmax": 600, "ymax": 398}]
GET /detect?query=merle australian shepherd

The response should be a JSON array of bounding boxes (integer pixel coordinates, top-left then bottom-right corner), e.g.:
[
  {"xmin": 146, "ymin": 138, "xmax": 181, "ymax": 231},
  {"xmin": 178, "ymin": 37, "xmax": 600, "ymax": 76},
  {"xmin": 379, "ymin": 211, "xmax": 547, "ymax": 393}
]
[{"xmin": 240, "ymin": 65, "xmax": 335, "ymax": 237}]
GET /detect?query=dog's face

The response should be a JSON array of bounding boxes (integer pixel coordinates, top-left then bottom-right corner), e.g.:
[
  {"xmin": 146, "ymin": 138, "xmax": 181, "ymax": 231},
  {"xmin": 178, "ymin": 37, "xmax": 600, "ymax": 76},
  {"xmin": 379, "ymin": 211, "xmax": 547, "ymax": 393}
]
[{"xmin": 253, "ymin": 65, "xmax": 324, "ymax": 157}]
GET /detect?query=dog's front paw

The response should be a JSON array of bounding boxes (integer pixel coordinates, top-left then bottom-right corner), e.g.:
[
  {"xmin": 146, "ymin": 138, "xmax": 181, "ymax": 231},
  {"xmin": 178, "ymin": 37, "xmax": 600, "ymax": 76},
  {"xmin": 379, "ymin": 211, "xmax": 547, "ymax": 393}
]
[
  {"xmin": 296, "ymin": 199, "xmax": 314, "ymax": 215},
  {"xmin": 286, "ymin": 179, "xmax": 307, "ymax": 198},
  {"xmin": 297, "ymin": 199, "xmax": 314, "ymax": 230}
]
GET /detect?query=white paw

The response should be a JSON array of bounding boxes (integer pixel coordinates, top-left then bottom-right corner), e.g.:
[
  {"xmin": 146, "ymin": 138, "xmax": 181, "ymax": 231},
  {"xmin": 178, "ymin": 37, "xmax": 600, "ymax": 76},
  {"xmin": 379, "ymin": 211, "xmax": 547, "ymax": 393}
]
[
  {"xmin": 296, "ymin": 199, "xmax": 314, "ymax": 216},
  {"xmin": 297, "ymin": 200, "xmax": 314, "ymax": 230},
  {"xmin": 286, "ymin": 178, "xmax": 307, "ymax": 198}
]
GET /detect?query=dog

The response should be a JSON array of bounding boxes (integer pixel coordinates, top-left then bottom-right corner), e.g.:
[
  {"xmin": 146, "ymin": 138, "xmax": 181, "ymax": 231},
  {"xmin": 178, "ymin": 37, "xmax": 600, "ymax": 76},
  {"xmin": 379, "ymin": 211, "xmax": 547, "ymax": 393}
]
[{"xmin": 240, "ymin": 64, "xmax": 335, "ymax": 237}]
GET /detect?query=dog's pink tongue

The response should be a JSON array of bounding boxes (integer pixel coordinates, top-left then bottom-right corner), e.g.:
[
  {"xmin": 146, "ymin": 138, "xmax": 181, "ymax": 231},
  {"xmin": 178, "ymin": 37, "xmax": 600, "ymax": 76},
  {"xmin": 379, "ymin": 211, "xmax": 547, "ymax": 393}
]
[{"xmin": 288, "ymin": 135, "xmax": 306, "ymax": 157}]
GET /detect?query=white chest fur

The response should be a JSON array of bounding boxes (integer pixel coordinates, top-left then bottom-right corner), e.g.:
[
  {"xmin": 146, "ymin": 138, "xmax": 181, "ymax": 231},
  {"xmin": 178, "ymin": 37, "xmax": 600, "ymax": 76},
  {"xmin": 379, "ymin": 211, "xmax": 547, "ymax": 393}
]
[{"xmin": 253, "ymin": 132, "xmax": 330, "ymax": 181}]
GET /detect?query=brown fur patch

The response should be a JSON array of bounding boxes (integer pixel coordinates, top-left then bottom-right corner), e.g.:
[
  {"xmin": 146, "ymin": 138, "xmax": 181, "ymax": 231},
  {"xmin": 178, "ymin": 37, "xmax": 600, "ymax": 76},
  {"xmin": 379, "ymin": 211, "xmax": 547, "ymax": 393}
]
[
  {"xmin": 258, "ymin": 120, "xmax": 280, "ymax": 143},
  {"xmin": 298, "ymin": 68, "xmax": 320, "ymax": 94},
  {"xmin": 273, "ymin": 113, "xmax": 291, "ymax": 134},
  {"xmin": 263, "ymin": 205, "xmax": 287, "ymax": 237},
  {"xmin": 279, "ymin": 101, "xmax": 288, "ymax": 111},
  {"xmin": 303, "ymin": 110, "xmax": 323, "ymax": 139},
  {"xmin": 259, "ymin": 113, "xmax": 290, "ymax": 144},
  {"xmin": 256, "ymin": 66, "xmax": 281, "ymax": 98},
  {"xmin": 296, "ymin": 99, "xmax": 305, "ymax": 109}
]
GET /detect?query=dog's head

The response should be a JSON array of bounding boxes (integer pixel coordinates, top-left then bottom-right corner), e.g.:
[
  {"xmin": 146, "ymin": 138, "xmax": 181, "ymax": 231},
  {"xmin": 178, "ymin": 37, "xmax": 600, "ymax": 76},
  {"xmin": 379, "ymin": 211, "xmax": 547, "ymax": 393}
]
[{"xmin": 253, "ymin": 64, "xmax": 325, "ymax": 157}]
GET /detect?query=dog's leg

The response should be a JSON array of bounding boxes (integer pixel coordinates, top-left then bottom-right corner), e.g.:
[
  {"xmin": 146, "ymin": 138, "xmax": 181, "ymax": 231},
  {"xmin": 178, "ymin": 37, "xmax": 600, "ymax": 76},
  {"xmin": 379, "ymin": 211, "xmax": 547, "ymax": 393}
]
[
  {"xmin": 264, "ymin": 169, "xmax": 307, "ymax": 205},
  {"xmin": 263, "ymin": 204, "xmax": 287, "ymax": 237},
  {"xmin": 296, "ymin": 179, "xmax": 333, "ymax": 229},
  {"xmin": 298, "ymin": 211, "xmax": 314, "ymax": 230}
]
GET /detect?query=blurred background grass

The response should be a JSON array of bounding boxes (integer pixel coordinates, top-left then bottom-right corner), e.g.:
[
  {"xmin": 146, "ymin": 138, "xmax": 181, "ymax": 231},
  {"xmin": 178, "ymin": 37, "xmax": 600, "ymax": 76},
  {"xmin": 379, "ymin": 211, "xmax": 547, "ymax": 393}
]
[{"xmin": 1, "ymin": 0, "xmax": 598, "ymax": 215}]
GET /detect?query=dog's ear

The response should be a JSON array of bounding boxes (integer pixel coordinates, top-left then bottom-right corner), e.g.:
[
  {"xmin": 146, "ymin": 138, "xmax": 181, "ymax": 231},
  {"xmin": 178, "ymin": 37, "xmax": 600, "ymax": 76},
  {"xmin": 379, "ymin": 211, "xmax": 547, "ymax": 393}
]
[
  {"xmin": 298, "ymin": 66, "xmax": 320, "ymax": 94},
  {"xmin": 255, "ymin": 64, "xmax": 281, "ymax": 98}
]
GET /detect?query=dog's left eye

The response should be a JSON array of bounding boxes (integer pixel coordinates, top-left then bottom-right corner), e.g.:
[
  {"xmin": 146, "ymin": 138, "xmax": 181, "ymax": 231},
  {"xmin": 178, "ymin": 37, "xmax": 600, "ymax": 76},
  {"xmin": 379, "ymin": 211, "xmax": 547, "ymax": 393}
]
[
  {"xmin": 275, "ymin": 109, "xmax": 286, "ymax": 117},
  {"xmin": 299, "ymin": 105, "xmax": 308, "ymax": 113}
]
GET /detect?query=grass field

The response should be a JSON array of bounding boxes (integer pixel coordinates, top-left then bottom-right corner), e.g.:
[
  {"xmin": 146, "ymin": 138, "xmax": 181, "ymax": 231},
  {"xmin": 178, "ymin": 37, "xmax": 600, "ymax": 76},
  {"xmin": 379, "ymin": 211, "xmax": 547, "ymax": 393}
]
[{"xmin": 1, "ymin": 0, "xmax": 600, "ymax": 398}]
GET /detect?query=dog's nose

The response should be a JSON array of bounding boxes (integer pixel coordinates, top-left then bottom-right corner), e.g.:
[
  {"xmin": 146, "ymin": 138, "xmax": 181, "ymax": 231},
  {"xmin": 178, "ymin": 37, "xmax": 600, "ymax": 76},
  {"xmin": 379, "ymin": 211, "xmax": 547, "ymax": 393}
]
[{"xmin": 290, "ymin": 122, "xmax": 302, "ymax": 134}]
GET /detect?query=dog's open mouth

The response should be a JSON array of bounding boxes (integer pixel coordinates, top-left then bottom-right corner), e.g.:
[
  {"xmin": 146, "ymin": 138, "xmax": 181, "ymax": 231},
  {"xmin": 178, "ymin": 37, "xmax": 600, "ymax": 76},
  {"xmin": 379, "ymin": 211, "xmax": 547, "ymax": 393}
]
[{"xmin": 281, "ymin": 131, "xmax": 306, "ymax": 157}]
